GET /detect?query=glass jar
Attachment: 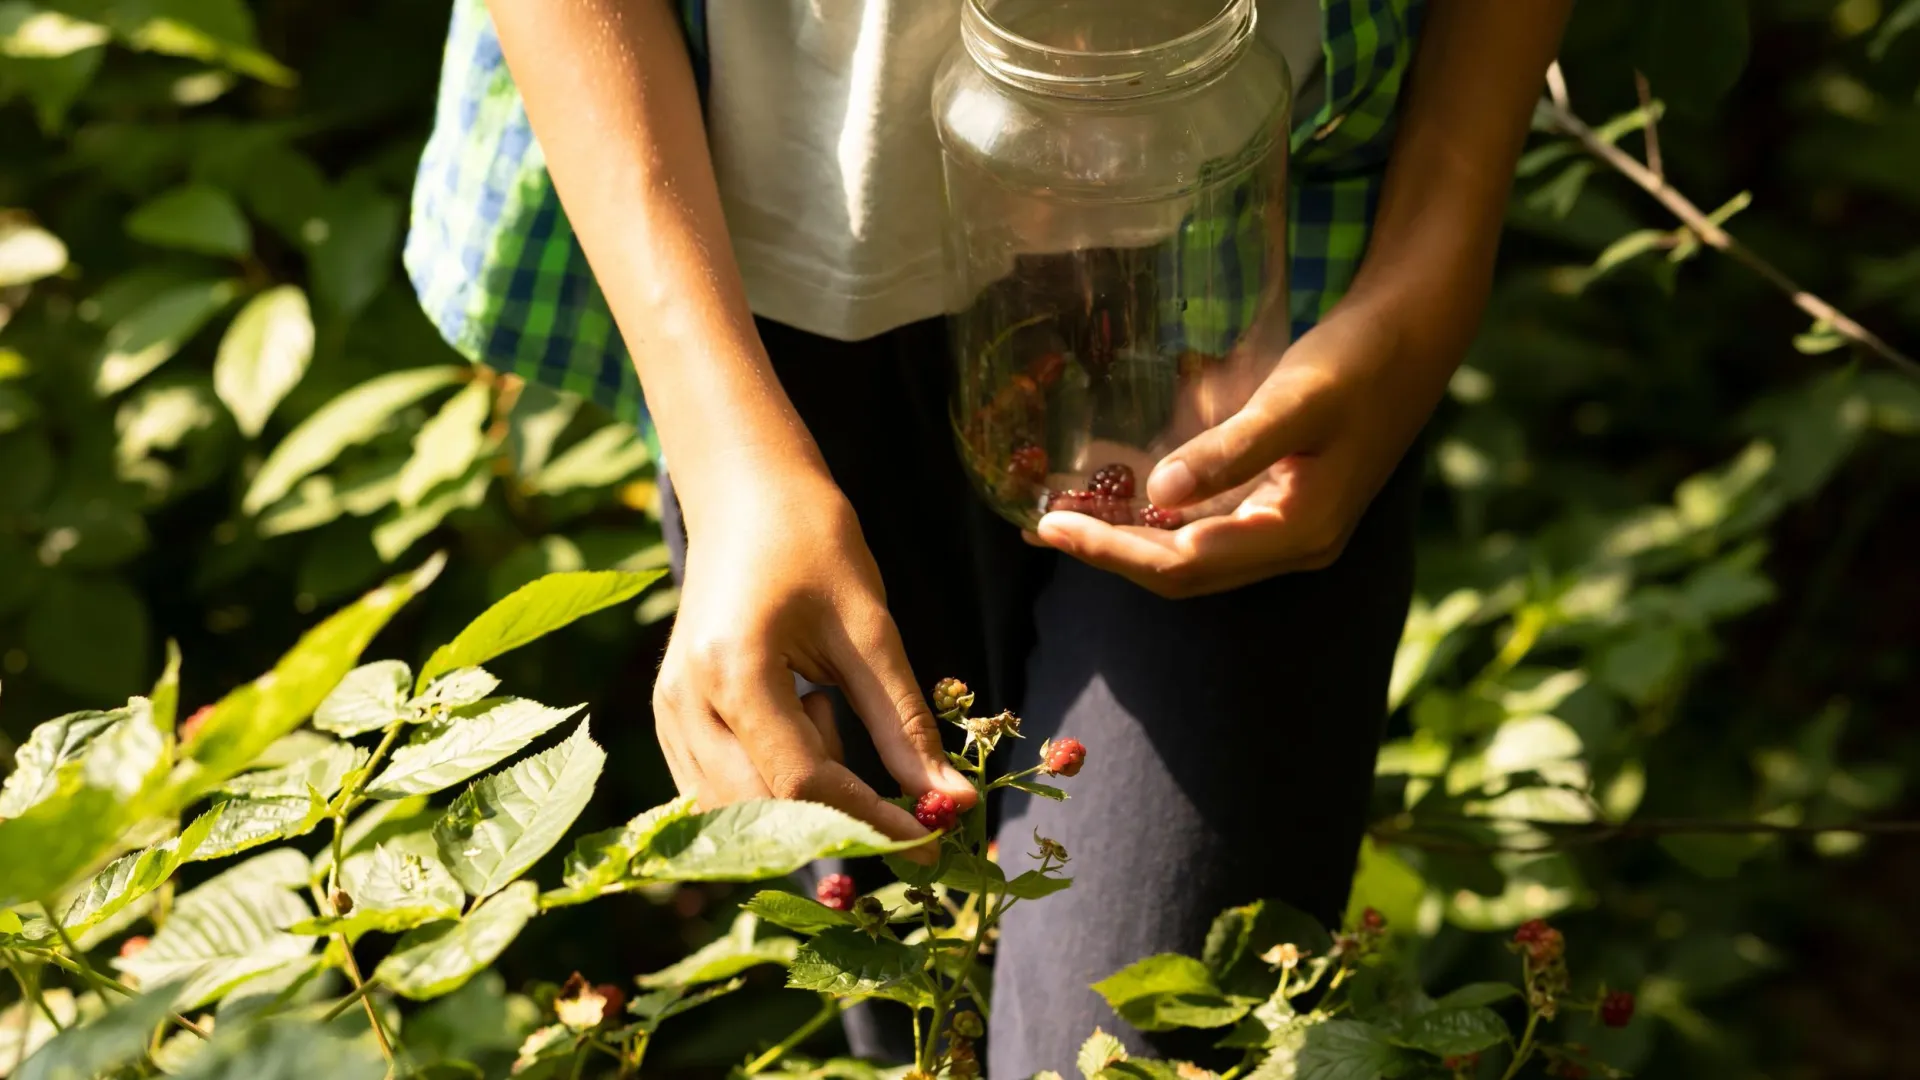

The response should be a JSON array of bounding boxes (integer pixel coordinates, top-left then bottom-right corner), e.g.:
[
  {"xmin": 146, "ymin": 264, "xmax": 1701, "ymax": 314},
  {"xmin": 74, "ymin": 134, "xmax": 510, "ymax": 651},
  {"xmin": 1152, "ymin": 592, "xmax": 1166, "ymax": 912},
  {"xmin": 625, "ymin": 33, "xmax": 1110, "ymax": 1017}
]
[{"xmin": 934, "ymin": 0, "xmax": 1291, "ymax": 530}]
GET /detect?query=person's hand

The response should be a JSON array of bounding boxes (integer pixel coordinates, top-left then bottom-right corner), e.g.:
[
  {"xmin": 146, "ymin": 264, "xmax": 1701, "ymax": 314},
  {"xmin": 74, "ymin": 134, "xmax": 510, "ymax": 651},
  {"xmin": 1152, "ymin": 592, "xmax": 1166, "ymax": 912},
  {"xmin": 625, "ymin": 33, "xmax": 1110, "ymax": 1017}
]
[
  {"xmin": 654, "ymin": 463, "xmax": 976, "ymax": 858},
  {"xmin": 1032, "ymin": 302, "xmax": 1449, "ymax": 597}
]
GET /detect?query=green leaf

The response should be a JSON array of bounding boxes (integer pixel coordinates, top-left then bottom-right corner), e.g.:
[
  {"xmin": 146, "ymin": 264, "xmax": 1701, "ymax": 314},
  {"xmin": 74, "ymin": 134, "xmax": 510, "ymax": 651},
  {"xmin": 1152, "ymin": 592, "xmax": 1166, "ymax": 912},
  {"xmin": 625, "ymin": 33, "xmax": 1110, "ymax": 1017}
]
[
  {"xmin": 637, "ymin": 799, "xmax": 926, "ymax": 883},
  {"xmin": 126, "ymin": 184, "xmax": 251, "ymax": 257},
  {"xmin": 541, "ymin": 796, "xmax": 698, "ymax": 908},
  {"xmin": 0, "ymin": 217, "xmax": 66, "ymax": 286},
  {"xmin": 115, "ymin": 850, "xmax": 315, "ymax": 1009},
  {"xmin": 396, "ymin": 381, "xmax": 492, "ymax": 507},
  {"xmin": 0, "ymin": 697, "xmax": 168, "ymax": 907},
  {"xmin": 177, "ymin": 555, "xmax": 443, "ymax": 797},
  {"xmin": 17, "ymin": 981, "xmax": 183, "ymax": 1080},
  {"xmin": 215, "ymin": 740, "xmax": 365, "ymax": 799},
  {"xmin": 1436, "ymin": 983, "xmax": 1520, "ymax": 1006},
  {"xmin": 528, "ymin": 423, "xmax": 652, "ymax": 495},
  {"xmin": 622, "ymin": 979, "xmax": 745, "ymax": 1035},
  {"xmin": 743, "ymin": 889, "xmax": 856, "ymax": 935},
  {"xmin": 636, "ymin": 912, "xmax": 799, "ymax": 988},
  {"xmin": 1005, "ymin": 778, "xmax": 1068, "ymax": 801},
  {"xmin": 1077, "ymin": 1029, "xmax": 1128, "ymax": 1078},
  {"xmin": 242, "ymin": 366, "xmax": 465, "ymax": 514},
  {"xmin": 60, "ymin": 813, "xmax": 216, "ymax": 934},
  {"xmin": 1390, "ymin": 1006, "xmax": 1508, "ymax": 1056},
  {"xmin": 417, "ymin": 569, "xmax": 665, "ymax": 689},
  {"xmin": 92, "ymin": 279, "xmax": 239, "ymax": 397},
  {"xmin": 151, "ymin": 640, "xmax": 182, "ymax": 733},
  {"xmin": 367, "ymin": 699, "xmax": 584, "ymax": 799},
  {"xmin": 313, "ymin": 659, "xmax": 413, "ymax": 736},
  {"xmin": 1006, "ymin": 870, "xmax": 1072, "ymax": 899},
  {"xmin": 1093, "ymin": 954, "xmax": 1246, "ymax": 1032},
  {"xmin": 411, "ymin": 667, "xmax": 500, "ymax": 711},
  {"xmin": 303, "ymin": 178, "xmax": 399, "ymax": 320},
  {"xmin": 1201, "ymin": 899, "xmax": 1334, "ymax": 998},
  {"xmin": 168, "ymin": 1018, "xmax": 385, "ymax": 1080},
  {"xmin": 372, "ymin": 461, "xmax": 491, "ymax": 560},
  {"xmin": 0, "ymin": 704, "xmax": 138, "ymax": 817},
  {"xmin": 938, "ymin": 851, "xmax": 1006, "ymax": 894},
  {"xmin": 506, "ymin": 383, "xmax": 579, "ymax": 478},
  {"xmin": 186, "ymin": 787, "xmax": 331, "ymax": 861},
  {"xmin": 293, "ymin": 844, "xmax": 465, "ymax": 939},
  {"xmin": 786, "ymin": 927, "xmax": 932, "ymax": 1007},
  {"xmin": 0, "ymin": 909, "xmax": 20, "ymax": 935},
  {"xmin": 0, "ymin": 989, "xmax": 74, "ymax": 1068},
  {"xmin": 213, "ymin": 285, "xmax": 313, "ymax": 437},
  {"xmin": 433, "ymin": 721, "xmax": 604, "ymax": 898},
  {"xmin": 1294, "ymin": 1020, "xmax": 1408, "ymax": 1080},
  {"xmin": 1632, "ymin": 0, "xmax": 1749, "ymax": 116}
]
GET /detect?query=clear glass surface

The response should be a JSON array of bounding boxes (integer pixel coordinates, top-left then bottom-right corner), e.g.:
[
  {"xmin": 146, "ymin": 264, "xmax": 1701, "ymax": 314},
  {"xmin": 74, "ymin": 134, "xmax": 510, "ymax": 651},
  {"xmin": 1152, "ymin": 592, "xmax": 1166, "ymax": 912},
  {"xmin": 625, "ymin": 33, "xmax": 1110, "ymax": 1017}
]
[{"xmin": 935, "ymin": 0, "xmax": 1292, "ymax": 529}]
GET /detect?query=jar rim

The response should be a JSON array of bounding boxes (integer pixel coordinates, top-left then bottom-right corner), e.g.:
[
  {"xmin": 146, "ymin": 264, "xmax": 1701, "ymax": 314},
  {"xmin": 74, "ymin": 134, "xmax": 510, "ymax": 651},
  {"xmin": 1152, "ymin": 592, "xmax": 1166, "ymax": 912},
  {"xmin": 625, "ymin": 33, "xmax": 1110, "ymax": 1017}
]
[{"xmin": 960, "ymin": 0, "xmax": 1256, "ymax": 100}]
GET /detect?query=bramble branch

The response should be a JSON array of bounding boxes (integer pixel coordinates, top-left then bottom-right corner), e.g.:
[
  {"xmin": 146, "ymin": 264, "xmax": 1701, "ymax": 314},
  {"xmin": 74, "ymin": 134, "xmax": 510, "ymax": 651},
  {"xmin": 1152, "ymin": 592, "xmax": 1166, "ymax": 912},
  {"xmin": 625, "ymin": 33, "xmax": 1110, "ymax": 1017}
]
[
  {"xmin": 1541, "ymin": 62, "xmax": 1920, "ymax": 378},
  {"xmin": 1372, "ymin": 813, "xmax": 1920, "ymax": 855}
]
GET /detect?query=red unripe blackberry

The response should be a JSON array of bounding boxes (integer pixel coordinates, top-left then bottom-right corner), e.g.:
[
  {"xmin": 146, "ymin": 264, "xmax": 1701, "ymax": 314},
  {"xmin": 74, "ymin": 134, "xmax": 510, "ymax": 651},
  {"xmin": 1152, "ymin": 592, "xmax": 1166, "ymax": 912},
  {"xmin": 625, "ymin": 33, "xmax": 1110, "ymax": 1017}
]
[
  {"xmin": 815, "ymin": 873, "xmax": 857, "ymax": 911},
  {"xmin": 1009, "ymin": 440, "xmax": 1048, "ymax": 484},
  {"xmin": 1599, "ymin": 990, "xmax": 1635, "ymax": 1028},
  {"xmin": 179, "ymin": 704, "xmax": 214, "ymax": 742},
  {"xmin": 595, "ymin": 984, "xmax": 626, "ymax": 1020},
  {"xmin": 1088, "ymin": 462, "xmax": 1135, "ymax": 499},
  {"xmin": 914, "ymin": 791, "xmax": 960, "ymax": 832},
  {"xmin": 1513, "ymin": 918, "xmax": 1565, "ymax": 964},
  {"xmin": 1140, "ymin": 504, "xmax": 1182, "ymax": 529},
  {"xmin": 118, "ymin": 935, "xmax": 150, "ymax": 959},
  {"xmin": 1361, "ymin": 907, "xmax": 1386, "ymax": 931},
  {"xmin": 1040, "ymin": 737, "xmax": 1086, "ymax": 777}
]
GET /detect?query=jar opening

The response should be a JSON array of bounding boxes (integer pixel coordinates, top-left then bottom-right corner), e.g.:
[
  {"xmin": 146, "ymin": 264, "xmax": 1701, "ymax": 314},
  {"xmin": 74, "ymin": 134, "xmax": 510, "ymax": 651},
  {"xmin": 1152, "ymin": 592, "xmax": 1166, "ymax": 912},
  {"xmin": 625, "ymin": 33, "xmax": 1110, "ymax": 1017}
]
[{"xmin": 961, "ymin": 0, "xmax": 1255, "ymax": 100}]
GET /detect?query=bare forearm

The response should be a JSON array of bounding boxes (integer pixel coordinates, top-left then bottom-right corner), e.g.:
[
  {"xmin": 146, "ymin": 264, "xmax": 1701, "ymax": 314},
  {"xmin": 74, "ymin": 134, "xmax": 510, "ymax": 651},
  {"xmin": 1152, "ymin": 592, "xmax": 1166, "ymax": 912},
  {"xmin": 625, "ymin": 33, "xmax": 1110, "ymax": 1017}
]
[
  {"xmin": 1343, "ymin": 0, "xmax": 1573, "ymax": 373},
  {"xmin": 487, "ymin": 0, "xmax": 828, "ymax": 524}
]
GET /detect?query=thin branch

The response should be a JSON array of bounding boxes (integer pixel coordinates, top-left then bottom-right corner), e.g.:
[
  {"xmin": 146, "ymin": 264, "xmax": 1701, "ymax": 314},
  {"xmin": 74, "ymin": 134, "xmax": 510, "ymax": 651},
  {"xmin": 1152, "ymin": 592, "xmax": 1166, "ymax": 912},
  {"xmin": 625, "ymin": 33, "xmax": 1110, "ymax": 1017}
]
[
  {"xmin": 1539, "ymin": 69, "xmax": 1920, "ymax": 378},
  {"xmin": 21, "ymin": 945, "xmax": 210, "ymax": 1041},
  {"xmin": 1371, "ymin": 814, "xmax": 1920, "ymax": 855},
  {"xmin": 1633, "ymin": 70, "xmax": 1664, "ymax": 179}
]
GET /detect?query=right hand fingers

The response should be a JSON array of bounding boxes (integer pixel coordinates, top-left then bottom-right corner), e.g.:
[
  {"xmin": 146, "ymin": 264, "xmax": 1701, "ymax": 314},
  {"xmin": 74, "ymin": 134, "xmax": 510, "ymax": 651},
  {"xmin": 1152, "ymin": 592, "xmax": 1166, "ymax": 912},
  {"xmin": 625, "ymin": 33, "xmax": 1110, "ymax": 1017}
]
[{"xmin": 829, "ymin": 607, "xmax": 977, "ymax": 809}]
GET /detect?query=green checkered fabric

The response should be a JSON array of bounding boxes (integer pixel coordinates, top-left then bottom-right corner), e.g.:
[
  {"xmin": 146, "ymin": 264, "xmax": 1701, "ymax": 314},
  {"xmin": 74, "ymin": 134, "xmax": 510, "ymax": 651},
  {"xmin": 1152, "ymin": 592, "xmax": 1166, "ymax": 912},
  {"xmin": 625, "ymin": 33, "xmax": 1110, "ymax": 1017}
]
[{"xmin": 405, "ymin": 0, "xmax": 1424, "ymax": 444}]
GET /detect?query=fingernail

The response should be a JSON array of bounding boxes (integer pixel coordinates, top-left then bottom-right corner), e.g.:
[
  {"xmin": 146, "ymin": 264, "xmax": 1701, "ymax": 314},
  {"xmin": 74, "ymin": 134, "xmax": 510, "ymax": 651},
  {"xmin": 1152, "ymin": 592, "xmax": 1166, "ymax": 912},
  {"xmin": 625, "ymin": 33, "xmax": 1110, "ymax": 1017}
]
[{"xmin": 1151, "ymin": 459, "xmax": 1196, "ymax": 505}]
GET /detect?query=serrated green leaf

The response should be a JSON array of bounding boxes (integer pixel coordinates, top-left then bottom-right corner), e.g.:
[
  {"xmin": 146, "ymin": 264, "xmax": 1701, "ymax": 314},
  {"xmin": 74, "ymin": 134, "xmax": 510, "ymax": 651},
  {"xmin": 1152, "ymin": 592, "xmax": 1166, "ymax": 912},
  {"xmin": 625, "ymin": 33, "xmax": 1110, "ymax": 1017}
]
[
  {"xmin": 16, "ymin": 980, "xmax": 183, "ymax": 1080},
  {"xmin": 937, "ymin": 851, "xmax": 1005, "ymax": 895},
  {"xmin": 60, "ymin": 812, "xmax": 215, "ymax": 934},
  {"xmin": 786, "ymin": 927, "xmax": 931, "ymax": 1007},
  {"xmin": 417, "ymin": 569, "xmax": 664, "ymax": 689},
  {"xmin": 177, "ymin": 555, "xmax": 443, "ymax": 799},
  {"xmin": 1005, "ymin": 778, "xmax": 1068, "ymax": 801},
  {"xmin": 213, "ymin": 285, "xmax": 313, "ymax": 437},
  {"xmin": 0, "ymin": 704, "xmax": 137, "ymax": 817},
  {"xmin": 1294, "ymin": 1020, "xmax": 1408, "ymax": 1080},
  {"xmin": 1389, "ymin": 1006, "xmax": 1508, "ymax": 1056},
  {"xmin": 1098, "ymin": 1062, "xmax": 1187, "ymax": 1080},
  {"xmin": 373, "ymin": 460, "xmax": 491, "ymax": 560},
  {"xmin": 622, "ymin": 979, "xmax": 745, "ymax": 1035},
  {"xmin": 126, "ymin": 184, "xmax": 251, "ymax": 257},
  {"xmin": 1078, "ymin": 1028, "xmax": 1128, "ymax": 1078},
  {"xmin": 313, "ymin": 659, "xmax": 412, "ymax": 736},
  {"xmin": 505, "ymin": 383, "xmax": 579, "ymax": 478},
  {"xmin": 433, "ymin": 721, "xmax": 604, "ymax": 898},
  {"xmin": 292, "ymin": 844, "xmax": 465, "ymax": 939},
  {"xmin": 150, "ymin": 641, "xmax": 182, "ymax": 733},
  {"xmin": 541, "ymin": 796, "xmax": 698, "ymax": 908},
  {"xmin": 372, "ymin": 880, "xmax": 538, "ymax": 1001},
  {"xmin": 242, "ymin": 366, "xmax": 466, "ymax": 514},
  {"xmin": 1094, "ymin": 954, "xmax": 1247, "ymax": 1032},
  {"xmin": 185, "ymin": 787, "xmax": 330, "ymax": 862},
  {"xmin": 410, "ymin": 667, "xmax": 500, "ymax": 712},
  {"xmin": 367, "ymin": 699, "xmax": 583, "ymax": 799},
  {"xmin": 1005, "ymin": 870, "xmax": 1072, "ymax": 899},
  {"xmin": 1202, "ymin": 899, "xmax": 1336, "ymax": 1000},
  {"xmin": 636, "ymin": 799, "xmax": 924, "ymax": 883},
  {"xmin": 115, "ymin": 850, "xmax": 315, "ymax": 1009},
  {"xmin": 216, "ymin": 741, "xmax": 365, "ymax": 800},
  {"xmin": 743, "ymin": 890, "xmax": 856, "ymax": 935},
  {"xmin": 396, "ymin": 381, "xmax": 491, "ymax": 507}
]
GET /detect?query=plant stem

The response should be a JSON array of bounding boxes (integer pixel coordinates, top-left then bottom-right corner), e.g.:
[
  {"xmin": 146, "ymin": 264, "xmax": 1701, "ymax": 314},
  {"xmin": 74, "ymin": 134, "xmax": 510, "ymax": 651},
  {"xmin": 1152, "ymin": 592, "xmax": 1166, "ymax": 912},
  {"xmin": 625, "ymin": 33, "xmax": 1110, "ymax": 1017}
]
[
  {"xmin": 22, "ymin": 946, "xmax": 210, "ymax": 1041},
  {"xmin": 327, "ymin": 719, "xmax": 410, "ymax": 895},
  {"xmin": 1498, "ymin": 1008, "xmax": 1542, "ymax": 1080},
  {"xmin": 1539, "ymin": 64, "xmax": 1919, "ymax": 377},
  {"xmin": 3, "ymin": 953, "xmax": 63, "ymax": 1033},
  {"xmin": 320, "ymin": 978, "xmax": 380, "ymax": 1023},
  {"xmin": 743, "ymin": 995, "xmax": 842, "ymax": 1075},
  {"xmin": 333, "ymin": 938, "xmax": 397, "ymax": 1065}
]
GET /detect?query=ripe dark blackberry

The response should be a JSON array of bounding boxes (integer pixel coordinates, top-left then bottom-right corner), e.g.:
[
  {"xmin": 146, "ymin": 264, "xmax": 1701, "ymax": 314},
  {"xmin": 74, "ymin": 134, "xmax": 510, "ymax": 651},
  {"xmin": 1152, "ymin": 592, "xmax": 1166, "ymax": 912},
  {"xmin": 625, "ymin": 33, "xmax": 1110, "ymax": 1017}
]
[
  {"xmin": 1088, "ymin": 462, "xmax": 1135, "ymax": 498},
  {"xmin": 1599, "ymin": 990, "xmax": 1635, "ymax": 1028},
  {"xmin": 1009, "ymin": 440, "xmax": 1048, "ymax": 484},
  {"xmin": 1140, "ymin": 504, "xmax": 1182, "ymax": 530},
  {"xmin": 815, "ymin": 873, "xmax": 857, "ymax": 912},
  {"xmin": 1040, "ymin": 737, "xmax": 1086, "ymax": 777},
  {"xmin": 1046, "ymin": 490, "xmax": 1134, "ymax": 525},
  {"xmin": 914, "ymin": 791, "xmax": 960, "ymax": 832},
  {"xmin": 1513, "ymin": 918, "xmax": 1564, "ymax": 964}
]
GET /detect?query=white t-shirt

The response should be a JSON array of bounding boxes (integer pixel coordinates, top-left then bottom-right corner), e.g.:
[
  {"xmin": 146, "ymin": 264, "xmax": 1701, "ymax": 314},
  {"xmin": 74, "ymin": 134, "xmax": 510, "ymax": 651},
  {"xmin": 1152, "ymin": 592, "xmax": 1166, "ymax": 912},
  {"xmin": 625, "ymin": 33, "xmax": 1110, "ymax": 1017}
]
[{"xmin": 705, "ymin": 0, "xmax": 1324, "ymax": 343}]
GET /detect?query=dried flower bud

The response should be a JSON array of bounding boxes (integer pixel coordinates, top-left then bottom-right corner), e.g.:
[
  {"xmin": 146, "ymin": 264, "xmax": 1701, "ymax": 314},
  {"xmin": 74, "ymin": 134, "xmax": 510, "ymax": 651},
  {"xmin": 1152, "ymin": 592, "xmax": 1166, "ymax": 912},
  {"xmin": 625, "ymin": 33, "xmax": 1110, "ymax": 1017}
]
[{"xmin": 331, "ymin": 890, "xmax": 354, "ymax": 915}]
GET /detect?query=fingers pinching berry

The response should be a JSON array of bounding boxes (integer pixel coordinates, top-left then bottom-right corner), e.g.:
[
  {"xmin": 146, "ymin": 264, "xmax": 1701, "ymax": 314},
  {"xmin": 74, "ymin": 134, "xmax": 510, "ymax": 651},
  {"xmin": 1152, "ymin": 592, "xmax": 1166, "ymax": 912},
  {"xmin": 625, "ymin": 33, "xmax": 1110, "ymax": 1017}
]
[{"xmin": 915, "ymin": 791, "xmax": 961, "ymax": 832}]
